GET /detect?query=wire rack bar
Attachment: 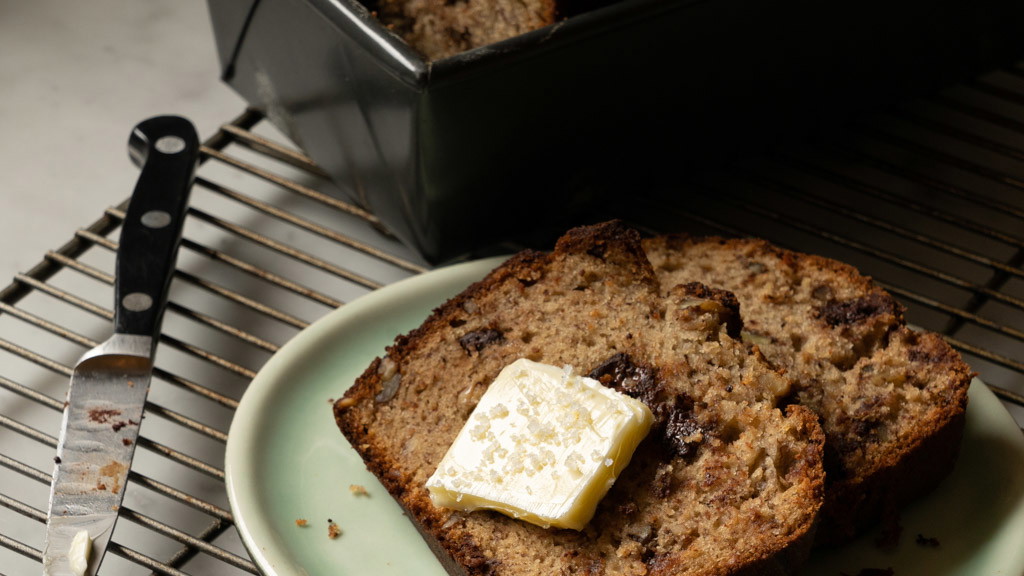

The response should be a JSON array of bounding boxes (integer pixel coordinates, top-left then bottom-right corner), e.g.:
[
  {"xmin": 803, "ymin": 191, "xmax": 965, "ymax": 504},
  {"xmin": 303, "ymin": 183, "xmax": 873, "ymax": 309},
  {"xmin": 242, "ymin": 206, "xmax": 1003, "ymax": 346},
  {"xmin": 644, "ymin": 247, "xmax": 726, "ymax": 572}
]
[
  {"xmin": 832, "ymin": 142, "xmax": 1024, "ymax": 218},
  {"xmin": 768, "ymin": 150, "xmax": 1024, "ymax": 250},
  {"xmin": 691, "ymin": 179, "xmax": 1024, "ymax": 312},
  {"xmin": 199, "ymin": 147, "xmax": 379, "ymax": 224}
]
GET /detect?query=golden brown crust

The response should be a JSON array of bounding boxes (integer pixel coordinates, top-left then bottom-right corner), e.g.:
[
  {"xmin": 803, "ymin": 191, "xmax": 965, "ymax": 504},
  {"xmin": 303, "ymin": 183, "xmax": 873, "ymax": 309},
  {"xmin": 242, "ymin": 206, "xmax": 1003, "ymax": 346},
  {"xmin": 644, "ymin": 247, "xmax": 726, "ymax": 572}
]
[
  {"xmin": 335, "ymin": 221, "xmax": 825, "ymax": 575},
  {"xmin": 643, "ymin": 233, "xmax": 973, "ymax": 544}
]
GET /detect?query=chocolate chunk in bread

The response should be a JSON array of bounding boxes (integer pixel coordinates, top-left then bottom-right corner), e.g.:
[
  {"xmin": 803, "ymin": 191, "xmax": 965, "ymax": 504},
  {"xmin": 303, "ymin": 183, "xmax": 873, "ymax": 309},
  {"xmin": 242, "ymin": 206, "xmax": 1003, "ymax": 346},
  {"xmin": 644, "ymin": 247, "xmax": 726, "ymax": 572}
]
[
  {"xmin": 336, "ymin": 221, "xmax": 825, "ymax": 575},
  {"xmin": 644, "ymin": 234, "xmax": 972, "ymax": 544}
]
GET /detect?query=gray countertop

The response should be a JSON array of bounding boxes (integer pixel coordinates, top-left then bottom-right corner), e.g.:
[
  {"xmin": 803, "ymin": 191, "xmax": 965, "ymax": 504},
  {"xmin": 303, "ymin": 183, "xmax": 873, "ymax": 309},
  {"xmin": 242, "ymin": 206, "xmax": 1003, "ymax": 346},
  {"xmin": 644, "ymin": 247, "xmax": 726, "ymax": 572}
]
[{"xmin": 0, "ymin": 1, "xmax": 246, "ymax": 281}]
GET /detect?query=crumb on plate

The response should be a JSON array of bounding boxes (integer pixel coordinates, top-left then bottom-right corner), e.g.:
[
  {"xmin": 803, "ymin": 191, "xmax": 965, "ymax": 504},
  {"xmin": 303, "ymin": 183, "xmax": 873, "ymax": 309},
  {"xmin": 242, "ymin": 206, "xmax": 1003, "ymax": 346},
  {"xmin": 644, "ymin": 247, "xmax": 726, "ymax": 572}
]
[{"xmin": 336, "ymin": 397, "xmax": 358, "ymax": 409}]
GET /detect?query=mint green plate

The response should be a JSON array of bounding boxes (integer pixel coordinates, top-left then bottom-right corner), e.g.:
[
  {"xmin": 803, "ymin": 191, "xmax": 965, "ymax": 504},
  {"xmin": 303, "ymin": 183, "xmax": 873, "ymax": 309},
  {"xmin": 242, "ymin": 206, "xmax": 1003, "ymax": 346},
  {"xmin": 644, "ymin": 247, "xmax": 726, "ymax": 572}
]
[{"xmin": 225, "ymin": 258, "xmax": 1024, "ymax": 576}]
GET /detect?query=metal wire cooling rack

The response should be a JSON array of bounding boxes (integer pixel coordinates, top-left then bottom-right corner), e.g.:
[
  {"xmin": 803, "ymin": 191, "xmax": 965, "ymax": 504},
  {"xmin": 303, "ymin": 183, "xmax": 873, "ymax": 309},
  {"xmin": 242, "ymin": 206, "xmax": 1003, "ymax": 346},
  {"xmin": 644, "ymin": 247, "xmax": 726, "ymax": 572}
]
[{"xmin": 2, "ymin": 62, "xmax": 1023, "ymax": 574}]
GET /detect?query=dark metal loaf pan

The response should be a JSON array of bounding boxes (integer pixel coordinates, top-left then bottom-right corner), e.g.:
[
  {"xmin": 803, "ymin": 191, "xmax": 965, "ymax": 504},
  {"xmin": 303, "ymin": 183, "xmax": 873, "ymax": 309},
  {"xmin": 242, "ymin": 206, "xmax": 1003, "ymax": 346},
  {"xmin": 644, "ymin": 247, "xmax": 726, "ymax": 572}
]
[{"xmin": 208, "ymin": 0, "xmax": 1024, "ymax": 263}]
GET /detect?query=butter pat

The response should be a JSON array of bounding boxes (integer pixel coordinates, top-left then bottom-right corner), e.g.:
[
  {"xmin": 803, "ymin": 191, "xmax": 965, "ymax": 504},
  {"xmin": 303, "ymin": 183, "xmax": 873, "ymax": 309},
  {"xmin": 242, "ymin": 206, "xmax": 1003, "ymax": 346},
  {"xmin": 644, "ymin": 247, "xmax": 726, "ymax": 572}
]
[
  {"xmin": 426, "ymin": 358, "xmax": 653, "ymax": 530},
  {"xmin": 68, "ymin": 530, "xmax": 92, "ymax": 576}
]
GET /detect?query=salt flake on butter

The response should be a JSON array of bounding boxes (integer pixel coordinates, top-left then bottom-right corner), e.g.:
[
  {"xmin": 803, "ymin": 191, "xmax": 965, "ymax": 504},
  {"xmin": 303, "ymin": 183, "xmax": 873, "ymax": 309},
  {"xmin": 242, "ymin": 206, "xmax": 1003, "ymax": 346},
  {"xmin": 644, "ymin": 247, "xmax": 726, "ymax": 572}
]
[{"xmin": 426, "ymin": 358, "xmax": 653, "ymax": 530}]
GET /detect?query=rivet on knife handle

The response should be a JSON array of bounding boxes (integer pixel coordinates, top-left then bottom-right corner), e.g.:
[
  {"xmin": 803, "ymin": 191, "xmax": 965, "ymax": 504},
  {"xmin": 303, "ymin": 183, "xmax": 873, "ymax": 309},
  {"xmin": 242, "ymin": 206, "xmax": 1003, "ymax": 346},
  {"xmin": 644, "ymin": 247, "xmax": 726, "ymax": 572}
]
[{"xmin": 43, "ymin": 116, "xmax": 199, "ymax": 576}]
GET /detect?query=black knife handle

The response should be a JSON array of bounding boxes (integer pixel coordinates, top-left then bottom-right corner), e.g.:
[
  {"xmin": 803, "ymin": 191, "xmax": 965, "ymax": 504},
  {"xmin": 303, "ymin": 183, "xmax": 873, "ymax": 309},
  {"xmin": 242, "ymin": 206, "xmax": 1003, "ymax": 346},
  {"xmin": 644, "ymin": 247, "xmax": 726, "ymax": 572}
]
[{"xmin": 114, "ymin": 116, "xmax": 199, "ymax": 340}]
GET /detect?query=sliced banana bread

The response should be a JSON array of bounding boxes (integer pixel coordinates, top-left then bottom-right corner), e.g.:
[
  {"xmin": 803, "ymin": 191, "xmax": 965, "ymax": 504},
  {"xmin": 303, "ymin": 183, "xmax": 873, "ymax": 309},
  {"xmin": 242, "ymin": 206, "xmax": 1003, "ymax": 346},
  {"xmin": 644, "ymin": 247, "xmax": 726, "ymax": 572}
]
[
  {"xmin": 335, "ymin": 221, "xmax": 825, "ymax": 576},
  {"xmin": 643, "ymin": 235, "xmax": 972, "ymax": 544},
  {"xmin": 377, "ymin": 0, "xmax": 557, "ymax": 60}
]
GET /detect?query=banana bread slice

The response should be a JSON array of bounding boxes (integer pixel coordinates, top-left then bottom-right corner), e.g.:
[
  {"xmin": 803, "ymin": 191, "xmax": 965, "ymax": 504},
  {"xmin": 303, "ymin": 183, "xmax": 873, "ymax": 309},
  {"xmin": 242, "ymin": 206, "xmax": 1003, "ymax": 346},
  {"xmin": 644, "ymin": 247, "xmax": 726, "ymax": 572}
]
[
  {"xmin": 335, "ymin": 221, "xmax": 825, "ymax": 576},
  {"xmin": 643, "ymin": 235, "xmax": 972, "ymax": 544},
  {"xmin": 377, "ymin": 0, "xmax": 557, "ymax": 60}
]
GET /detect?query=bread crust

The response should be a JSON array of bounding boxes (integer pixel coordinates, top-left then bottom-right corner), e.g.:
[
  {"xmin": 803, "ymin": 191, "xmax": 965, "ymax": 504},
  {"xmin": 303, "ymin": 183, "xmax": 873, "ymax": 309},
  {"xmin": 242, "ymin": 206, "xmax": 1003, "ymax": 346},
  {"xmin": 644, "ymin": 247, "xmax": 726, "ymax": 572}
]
[
  {"xmin": 643, "ymin": 234, "xmax": 973, "ymax": 544},
  {"xmin": 336, "ymin": 221, "xmax": 825, "ymax": 575}
]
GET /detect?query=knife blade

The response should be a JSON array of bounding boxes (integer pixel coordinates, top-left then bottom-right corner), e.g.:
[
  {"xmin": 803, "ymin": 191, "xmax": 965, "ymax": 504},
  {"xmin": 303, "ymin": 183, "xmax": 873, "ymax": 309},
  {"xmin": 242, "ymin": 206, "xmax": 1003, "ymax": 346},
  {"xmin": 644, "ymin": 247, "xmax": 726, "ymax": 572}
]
[{"xmin": 43, "ymin": 115, "xmax": 199, "ymax": 576}]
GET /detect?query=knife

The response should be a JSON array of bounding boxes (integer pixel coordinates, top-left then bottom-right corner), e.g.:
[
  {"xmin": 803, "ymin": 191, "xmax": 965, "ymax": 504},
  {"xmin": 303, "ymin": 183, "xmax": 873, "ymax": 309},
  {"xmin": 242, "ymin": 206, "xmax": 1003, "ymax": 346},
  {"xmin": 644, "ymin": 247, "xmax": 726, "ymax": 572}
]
[{"xmin": 42, "ymin": 115, "xmax": 199, "ymax": 576}]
